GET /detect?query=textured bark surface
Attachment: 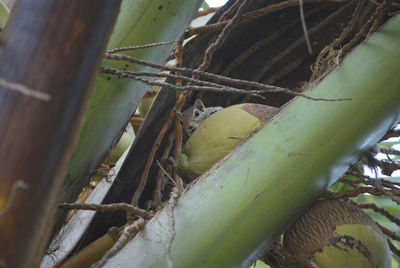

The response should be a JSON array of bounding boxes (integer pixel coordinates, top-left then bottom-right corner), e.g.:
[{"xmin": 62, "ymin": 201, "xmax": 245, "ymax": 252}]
[{"xmin": 0, "ymin": 1, "xmax": 120, "ymax": 267}]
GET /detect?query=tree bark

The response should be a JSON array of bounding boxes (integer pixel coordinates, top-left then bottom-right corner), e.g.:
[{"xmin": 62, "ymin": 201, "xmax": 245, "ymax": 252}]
[{"xmin": 0, "ymin": 1, "xmax": 121, "ymax": 267}]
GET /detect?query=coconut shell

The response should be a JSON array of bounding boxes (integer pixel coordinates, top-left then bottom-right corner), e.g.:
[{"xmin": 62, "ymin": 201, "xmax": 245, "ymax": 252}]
[
  {"xmin": 138, "ymin": 86, "xmax": 158, "ymax": 118},
  {"xmin": 283, "ymin": 199, "xmax": 391, "ymax": 268},
  {"xmin": 109, "ymin": 123, "xmax": 135, "ymax": 164},
  {"xmin": 176, "ymin": 103, "xmax": 279, "ymax": 181}
]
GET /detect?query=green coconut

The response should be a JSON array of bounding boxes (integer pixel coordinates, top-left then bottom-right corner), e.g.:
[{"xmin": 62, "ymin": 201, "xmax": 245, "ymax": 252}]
[
  {"xmin": 283, "ymin": 199, "xmax": 391, "ymax": 268},
  {"xmin": 92, "ymin": 124, "xmax": 135, "ymax": 182},
  {"xmin": 138, "ymin": 86, "xmax": 158, "ymax": 118},
  {"xmin": 176, "ymin": 103, "xmax": 279, "ymax": 181},
  {"xmin": 109, "ymin": 123, "xmax": 135, "ymax": 164}
]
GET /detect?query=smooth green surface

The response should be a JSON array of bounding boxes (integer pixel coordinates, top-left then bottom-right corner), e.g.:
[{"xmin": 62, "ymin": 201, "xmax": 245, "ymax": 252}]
[
  {"xmin": 109, "ymin": 123, "xmax": 134, "ymax": 164},
  {"xmin": 0, "ymin": 1, "xmax": 9, "ymax": 28},
  {"xmin": 315, "ymin": 224, "xmax": 391, "ymax": 268},
  {"xmin": 138, "ymin": 85, "xmax": 158, "ymax": 118},
  {"xmin": 64, "ymin": 0, "xmax": 203, "ymax": 188},
  {"xmin": 177, "ymin": 104, "xmax": 262, "ymax": 180},
  {"xmin": 106, "ymin": 17, "xmax": 400, "ymax": 268},
  {"xmin": 252, "ymin": 260, "xmax": 270, "ymax": 268}
]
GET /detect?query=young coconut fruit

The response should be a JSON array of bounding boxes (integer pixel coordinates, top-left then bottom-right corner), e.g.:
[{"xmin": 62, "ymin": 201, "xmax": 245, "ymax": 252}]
[
  {"xmin": 132, "ymin": 86, "xmax": 158, "ymax": 133},
  {"xmin": 138, "ymin": 86, "xmax": 158, "ymax": 118},
  {"xmin": 283, "ymin": 199, "xmax": 391, "ymax": 268},
  {"xmin": 92, "ymin": 123, "xmax": 134, "ymax": 181},
  {"xmin": 108, "ymin": 123, "xmax": 135, "ymax": 164},
  {"xmin": 176, "ymin": 103, "xmax": 279, "ymax": 181}
]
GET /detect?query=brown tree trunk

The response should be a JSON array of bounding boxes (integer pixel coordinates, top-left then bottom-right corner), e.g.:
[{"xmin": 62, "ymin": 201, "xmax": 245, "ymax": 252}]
[{"xmin": 0, "ymin": 1, "xmax": 120, "ymax": 267}]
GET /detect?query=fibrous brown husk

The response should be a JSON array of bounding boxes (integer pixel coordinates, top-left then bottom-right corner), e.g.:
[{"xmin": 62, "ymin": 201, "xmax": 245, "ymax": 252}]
[{"xmin": 283, "ymin": 199, "xmax": 382, "ymax": 257}]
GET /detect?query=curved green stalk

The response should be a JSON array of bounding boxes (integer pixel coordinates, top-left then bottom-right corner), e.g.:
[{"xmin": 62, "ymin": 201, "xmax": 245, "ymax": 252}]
[{"xmin": 106, "ymin": 16, "xmax": 400, "ymax": 267}]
